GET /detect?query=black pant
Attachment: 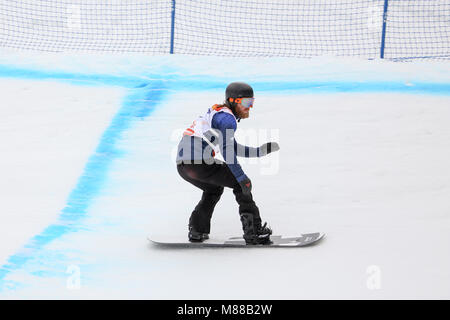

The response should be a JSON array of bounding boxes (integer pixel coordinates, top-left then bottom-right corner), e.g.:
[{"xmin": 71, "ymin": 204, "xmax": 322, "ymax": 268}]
[{"xmin": 177, "ymin": 161, "xmax": 261, "ymax": 234}]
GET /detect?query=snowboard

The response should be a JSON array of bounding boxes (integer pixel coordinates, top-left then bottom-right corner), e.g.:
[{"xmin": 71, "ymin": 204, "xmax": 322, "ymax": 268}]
[{"xmin": 149, "ymin": 232, "xmax": 324, "ymax": 248}]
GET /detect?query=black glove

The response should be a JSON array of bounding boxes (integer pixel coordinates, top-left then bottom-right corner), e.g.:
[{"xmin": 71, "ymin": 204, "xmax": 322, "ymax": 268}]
[
  {"xmin": 259, "ymin": 142, "xmax": 280, "ymax": 156},
  {"xmin": 238, "ymin": 176, "xmax": 252, "ymax": 196}
]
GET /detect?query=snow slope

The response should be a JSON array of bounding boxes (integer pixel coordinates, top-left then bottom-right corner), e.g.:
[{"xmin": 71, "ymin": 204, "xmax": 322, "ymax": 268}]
[{"xmin": 0, "ymin": 53, "xmax": 449, "ymax": 299}]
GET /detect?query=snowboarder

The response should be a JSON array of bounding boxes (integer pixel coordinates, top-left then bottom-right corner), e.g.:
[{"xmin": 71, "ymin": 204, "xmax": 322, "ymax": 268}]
[{"xmin": 176, "ymin": 82, "xmax": 280, "ymax": 245}]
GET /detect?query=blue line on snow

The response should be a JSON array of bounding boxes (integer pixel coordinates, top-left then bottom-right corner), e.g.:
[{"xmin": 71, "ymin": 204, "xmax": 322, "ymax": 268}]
[
  {"xmin": 0, "ymin": 64, "xmax": 449, "ymax": 95},
  {"xmin": 0, "ymin": 79, "xmax": 166, "ymax": 291},
  {"xmin": 0, "ymin": 64, "xmax": 151, "ymax": 88}
]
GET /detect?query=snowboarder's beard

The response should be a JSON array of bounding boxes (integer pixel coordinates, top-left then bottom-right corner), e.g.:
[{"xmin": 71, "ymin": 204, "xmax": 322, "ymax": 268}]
[{"xmin": 235, "ymin": 105, "xmax": 250, "ymax": 119}]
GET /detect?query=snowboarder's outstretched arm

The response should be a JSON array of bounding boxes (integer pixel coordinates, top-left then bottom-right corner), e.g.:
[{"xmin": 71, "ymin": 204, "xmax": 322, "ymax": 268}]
[
  {"xmin": 212, "ymin": 112, "xmax": 279, "ymax": 158},
  {"xmin": 234, "ymin": 140, "xmax": 280, "ymax": 158},
  {"xmin": 211, "ymin": 112, "xmax": 280, "ymax": 186}
]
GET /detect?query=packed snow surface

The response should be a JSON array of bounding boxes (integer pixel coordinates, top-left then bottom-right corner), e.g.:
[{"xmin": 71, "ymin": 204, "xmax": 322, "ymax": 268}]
[{"xmin": 0, "ymin": 52, "xmax": 449, "ymax": 299}]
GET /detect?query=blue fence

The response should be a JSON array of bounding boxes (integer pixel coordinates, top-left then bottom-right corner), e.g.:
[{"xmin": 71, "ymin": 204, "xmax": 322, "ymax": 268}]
[{"xmin": 0, "ymin": 0, "xmax": 448, "ymax": 60}]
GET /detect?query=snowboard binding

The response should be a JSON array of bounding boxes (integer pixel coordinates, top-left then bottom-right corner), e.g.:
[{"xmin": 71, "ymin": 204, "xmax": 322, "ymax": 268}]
[
  {"xmin": 240, "ymin": 213, "xmax": 272, "ymax": 245},
  {"xmin": 188, "ymin": 226, "xmax": 209, "ymax": 242}
]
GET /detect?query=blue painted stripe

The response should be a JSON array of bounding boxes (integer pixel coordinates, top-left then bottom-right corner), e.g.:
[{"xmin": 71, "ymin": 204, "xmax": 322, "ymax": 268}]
[
  {"xmin": 0, "ymin": 80, "xmax": 166, "ymax": 290},
  {"xmin": 0, "ymin": 64, "xmax": 150, "ymax": 88},
  {"xmin": 167, "ymin": 80, "xmax": 450, "ymax": 95},
  {"xmin": 1, "ymin": 64, "xmax": 449, "ymax": 95}
]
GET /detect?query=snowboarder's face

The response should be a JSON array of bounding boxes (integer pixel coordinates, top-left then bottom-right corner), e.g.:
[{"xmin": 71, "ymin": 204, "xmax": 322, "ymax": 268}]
[{"xmin": 235, "ymin": 102, "xmax": 251, "ymax": 119}]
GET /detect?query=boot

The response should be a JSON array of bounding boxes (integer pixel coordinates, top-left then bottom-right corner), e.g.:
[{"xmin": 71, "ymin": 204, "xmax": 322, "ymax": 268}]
[
  {"xmin": 240, "ymin": 213, "xmax": 272, "ymax": 245},
  {"xmin": 187, "ymin": 191, "xmax": 222, "ymax": 242},
  {"xmin": 188, "ymin": 226, "xmax": 209, "ymax": 242}
]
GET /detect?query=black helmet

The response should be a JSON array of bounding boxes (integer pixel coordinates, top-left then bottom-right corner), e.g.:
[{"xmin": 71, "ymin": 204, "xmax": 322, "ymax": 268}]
[{"xmin": 225, "ymin": 82, "xmax": 254, "ymax": 103}]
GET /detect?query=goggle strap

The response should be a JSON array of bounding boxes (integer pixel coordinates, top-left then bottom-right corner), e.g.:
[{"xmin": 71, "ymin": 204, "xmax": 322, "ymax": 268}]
[{"xmin": 229, "ymin": 97, "xmax": 252, "ymax": 103}]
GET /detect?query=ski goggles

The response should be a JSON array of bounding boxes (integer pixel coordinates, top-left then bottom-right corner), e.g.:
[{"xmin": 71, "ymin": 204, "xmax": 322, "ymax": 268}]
[{"xmin": 228, "ymin": 97, "xmax": 255, "ymax": 109}]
